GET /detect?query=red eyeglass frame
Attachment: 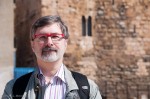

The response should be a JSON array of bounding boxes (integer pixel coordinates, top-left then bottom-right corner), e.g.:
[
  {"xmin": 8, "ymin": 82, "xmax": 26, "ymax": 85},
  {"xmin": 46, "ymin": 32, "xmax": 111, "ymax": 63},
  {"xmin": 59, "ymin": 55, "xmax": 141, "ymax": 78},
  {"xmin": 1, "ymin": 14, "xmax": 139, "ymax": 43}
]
[{"xmin": 33, "ymin": 33, "xmax": 65, "ymax": 40}]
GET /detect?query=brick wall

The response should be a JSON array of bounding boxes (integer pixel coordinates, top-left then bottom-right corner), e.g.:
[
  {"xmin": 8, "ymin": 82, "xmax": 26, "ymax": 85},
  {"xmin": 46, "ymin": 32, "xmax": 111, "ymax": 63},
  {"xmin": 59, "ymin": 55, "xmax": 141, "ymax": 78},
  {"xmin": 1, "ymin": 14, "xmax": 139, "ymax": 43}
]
[{"xmin": 95, "ymin": 0, "xmax": 150, "ymax": 98}]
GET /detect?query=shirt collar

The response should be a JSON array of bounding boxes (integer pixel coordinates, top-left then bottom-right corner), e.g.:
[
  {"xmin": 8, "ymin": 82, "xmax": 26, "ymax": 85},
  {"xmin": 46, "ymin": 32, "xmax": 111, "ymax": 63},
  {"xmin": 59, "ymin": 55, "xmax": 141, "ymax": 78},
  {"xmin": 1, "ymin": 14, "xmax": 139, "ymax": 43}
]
[
  {"xmin": 55, "ymin": 64, "xmax": 66, "ymax": 83},
  {"xmin": 38, "ymin": 64, "xmax": 66, "ymax": 85}
]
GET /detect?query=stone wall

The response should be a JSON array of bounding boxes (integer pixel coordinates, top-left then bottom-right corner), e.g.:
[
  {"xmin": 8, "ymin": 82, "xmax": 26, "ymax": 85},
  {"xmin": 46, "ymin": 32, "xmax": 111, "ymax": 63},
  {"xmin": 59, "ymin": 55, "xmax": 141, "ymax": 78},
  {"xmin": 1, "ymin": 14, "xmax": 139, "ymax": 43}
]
[
  {"xmin": 0, "ymin": 0, "xmax": 14, "ymax": 97},
  {"xmin": 15, "ymin": 0, "xmax": 150, "ymax": 98},
  {"xmin": 15, "ymin": 0, "xmax": 41, "ymax": 67},
  {"xmin": 0, "ymin": 0, "xmax": 14, "ymax": 66},
  {"xmin": 94, "ymin": 0, "xmax": 150, "ymax": 98}
]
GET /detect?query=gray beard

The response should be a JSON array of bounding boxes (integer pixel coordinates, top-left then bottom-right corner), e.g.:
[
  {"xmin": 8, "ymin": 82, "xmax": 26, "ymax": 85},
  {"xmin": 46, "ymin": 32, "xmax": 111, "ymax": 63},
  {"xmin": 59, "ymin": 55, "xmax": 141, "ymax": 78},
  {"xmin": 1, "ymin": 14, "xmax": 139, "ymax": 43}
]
[{"xmin": 41, "ymin": 53, "xmax": 59, "ymax": 62}]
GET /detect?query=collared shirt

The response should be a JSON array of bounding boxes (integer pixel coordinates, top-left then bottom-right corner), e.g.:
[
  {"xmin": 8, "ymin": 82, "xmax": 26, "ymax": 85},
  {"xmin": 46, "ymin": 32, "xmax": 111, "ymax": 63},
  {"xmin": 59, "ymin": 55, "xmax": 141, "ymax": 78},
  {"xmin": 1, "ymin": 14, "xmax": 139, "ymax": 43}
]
[{"xmin": 38, "ymin": 64, "xmax": 66, "ymax": 99}]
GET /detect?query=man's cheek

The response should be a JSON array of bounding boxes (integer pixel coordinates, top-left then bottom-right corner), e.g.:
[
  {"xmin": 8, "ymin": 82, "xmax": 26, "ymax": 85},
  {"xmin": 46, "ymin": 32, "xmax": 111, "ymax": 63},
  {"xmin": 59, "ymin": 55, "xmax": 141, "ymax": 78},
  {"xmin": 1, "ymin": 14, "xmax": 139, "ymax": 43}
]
[
  {"xmin": 38, "ymin": 43, "xmax": 44, "ymax": 47},
  {"xmin": 54, "ymin": 43, "xmax": 59, "ymax": 49}
]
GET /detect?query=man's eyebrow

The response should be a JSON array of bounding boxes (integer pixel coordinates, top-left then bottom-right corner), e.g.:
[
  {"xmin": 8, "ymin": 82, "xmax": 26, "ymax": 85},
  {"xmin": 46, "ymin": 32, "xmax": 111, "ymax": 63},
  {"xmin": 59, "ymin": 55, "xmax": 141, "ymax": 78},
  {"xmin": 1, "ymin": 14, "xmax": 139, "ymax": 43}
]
[{"xmin": 43, "ymin": 32, "xmax": 60, "ymax": 34}]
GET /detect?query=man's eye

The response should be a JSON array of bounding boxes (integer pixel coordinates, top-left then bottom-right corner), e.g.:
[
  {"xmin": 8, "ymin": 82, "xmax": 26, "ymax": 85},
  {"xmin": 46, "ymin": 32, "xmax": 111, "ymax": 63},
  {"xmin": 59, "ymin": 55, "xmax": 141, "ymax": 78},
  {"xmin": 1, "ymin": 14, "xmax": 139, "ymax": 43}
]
[
  {"xmin": 39, "ymin": 36, "xmax": 47, "ymax": 40},
  {"xmin": 51, "ymin": 35, "xmax": 59, "ymax": 39}
]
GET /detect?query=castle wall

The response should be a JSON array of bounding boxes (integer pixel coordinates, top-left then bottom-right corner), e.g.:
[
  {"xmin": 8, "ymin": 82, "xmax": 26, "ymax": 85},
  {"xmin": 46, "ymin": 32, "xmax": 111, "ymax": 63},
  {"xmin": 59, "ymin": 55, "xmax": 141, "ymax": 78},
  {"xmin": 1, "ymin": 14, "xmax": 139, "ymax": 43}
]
[
  {"xmin": 95, "ymin": 0, "xmax": 150, "ymax": 98},
  {"xmin": 14, "ymin": 0, "xmax": 41, "ymax": 67}
]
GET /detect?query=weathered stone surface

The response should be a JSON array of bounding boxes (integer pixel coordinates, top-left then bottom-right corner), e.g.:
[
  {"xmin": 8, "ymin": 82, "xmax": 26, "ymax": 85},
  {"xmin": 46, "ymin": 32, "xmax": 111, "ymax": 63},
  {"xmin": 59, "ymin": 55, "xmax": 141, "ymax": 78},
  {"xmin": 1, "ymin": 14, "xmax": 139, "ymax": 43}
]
[
  {"xmin": 0, "ymin": 0, "xmax": 14, "ymax": 67},
  {"xmin": 15, "ymin": 0, "xmax": 41, "ymax": 67},
  {"xmin": 0, "ymin": 0, "xmax": 14, "ymax": 96}
]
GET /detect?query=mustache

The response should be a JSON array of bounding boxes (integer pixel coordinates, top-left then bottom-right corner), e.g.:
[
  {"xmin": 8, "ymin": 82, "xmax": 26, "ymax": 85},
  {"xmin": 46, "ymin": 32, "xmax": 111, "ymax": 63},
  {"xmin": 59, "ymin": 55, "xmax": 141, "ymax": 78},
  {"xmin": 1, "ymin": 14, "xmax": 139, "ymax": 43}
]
[{"xmin": 42, "ymin": 47, "xmax": 57, "ymax": 52}]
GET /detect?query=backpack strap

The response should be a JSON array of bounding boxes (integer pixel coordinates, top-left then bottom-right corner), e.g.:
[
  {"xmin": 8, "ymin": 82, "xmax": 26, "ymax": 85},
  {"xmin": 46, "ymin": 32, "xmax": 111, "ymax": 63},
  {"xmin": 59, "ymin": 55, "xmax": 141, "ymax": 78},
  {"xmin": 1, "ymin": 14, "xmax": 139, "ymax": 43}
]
[
  {"xmin": 71, "ymin": 71, "xmax": 90, "ymax": 99},
  {"xmin": 12, "ymin": 72, "xmax": 33, "ymax": 99},
  {"xmin": 12, "ymin": 71, "xmax": 90, "ymax": 99}
]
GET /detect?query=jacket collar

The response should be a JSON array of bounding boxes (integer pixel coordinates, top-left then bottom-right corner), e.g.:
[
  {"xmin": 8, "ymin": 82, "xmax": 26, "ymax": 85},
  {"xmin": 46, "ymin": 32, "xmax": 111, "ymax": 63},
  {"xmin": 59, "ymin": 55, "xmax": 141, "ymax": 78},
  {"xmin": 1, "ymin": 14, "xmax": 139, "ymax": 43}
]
[
  {"xmin": 33, "ymin": 65, "xmax": 79, "ymax": 92},
  {"xmin": 63, "ymin": 65, "xmax": 79, "ymax": 93}
]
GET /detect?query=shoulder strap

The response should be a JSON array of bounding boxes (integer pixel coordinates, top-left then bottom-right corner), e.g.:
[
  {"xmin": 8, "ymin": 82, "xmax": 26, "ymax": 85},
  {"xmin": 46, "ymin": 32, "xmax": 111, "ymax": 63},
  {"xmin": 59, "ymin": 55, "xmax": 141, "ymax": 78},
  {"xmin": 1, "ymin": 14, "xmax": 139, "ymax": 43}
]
[
  {"xmin": 71, "ymin": 71, "xmax": 90, "ymax": 99},
  {"xmin": 12, "ymin": 72, "xmax": 33, "ymax": 99},
  {"xmin": 12, "ymin": 71, "xmax": 90, "ymax": 99}
]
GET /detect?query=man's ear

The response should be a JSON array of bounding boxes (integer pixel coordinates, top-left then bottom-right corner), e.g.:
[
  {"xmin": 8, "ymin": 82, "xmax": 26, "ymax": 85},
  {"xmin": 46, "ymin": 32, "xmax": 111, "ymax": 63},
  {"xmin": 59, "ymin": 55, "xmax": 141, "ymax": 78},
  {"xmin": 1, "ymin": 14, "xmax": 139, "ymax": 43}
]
[
  {"xmin": 65, "ymin": 39, "xmax": 68, "ymax": 47},
  {"xmin": 30, "ymin": 41, "xmax": 35, "ymax": 52}
]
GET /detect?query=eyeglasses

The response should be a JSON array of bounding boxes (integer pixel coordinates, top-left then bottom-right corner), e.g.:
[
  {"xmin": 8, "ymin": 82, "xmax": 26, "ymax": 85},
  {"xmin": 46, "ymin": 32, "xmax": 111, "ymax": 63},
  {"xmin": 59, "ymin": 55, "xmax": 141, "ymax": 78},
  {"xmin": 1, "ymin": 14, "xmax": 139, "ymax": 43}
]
[{"xmin": 32, "ymin": 33, "xmax": 65, "ymax": 43}]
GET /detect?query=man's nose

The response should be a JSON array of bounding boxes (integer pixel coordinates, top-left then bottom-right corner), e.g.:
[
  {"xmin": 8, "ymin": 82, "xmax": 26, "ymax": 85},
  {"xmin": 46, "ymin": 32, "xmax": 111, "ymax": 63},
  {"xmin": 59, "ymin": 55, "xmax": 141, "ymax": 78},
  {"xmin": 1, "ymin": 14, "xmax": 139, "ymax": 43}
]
[{"xmin": 46, "ymin": 37, "xmax": 54, "ymax": 46}]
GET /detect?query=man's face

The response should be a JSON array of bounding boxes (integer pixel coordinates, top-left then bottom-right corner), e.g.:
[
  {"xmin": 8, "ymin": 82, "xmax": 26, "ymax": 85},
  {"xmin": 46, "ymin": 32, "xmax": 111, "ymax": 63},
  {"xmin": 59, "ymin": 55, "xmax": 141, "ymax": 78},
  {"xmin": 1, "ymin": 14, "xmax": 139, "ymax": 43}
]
[{"xmin": 31, "ymin": 23, "xmax": 67, "ymax": 62}]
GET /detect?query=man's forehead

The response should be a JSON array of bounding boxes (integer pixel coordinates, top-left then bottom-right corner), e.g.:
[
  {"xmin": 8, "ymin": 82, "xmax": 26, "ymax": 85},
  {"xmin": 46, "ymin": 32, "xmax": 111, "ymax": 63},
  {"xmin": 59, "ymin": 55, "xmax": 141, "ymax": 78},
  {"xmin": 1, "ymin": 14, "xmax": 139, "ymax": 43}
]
[{"xmin": 36, "ymin": 24, "xmax": 62, "ymax": 34}]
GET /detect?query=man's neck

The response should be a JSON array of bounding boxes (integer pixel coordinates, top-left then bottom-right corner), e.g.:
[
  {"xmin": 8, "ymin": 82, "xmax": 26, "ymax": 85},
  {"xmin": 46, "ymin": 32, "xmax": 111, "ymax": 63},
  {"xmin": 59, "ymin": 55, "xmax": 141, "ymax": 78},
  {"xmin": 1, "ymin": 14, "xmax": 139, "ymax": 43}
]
[{"xmin": 37, "ymin": 59, "xmax": 63, "ymax": 78}]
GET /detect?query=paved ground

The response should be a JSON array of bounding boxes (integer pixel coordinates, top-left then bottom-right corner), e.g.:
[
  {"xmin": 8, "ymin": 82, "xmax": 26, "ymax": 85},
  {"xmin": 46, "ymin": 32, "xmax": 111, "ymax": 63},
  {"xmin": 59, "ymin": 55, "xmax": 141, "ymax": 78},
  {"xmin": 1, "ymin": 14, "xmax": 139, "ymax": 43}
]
[{"xmin": 0, "ymin": 66, "xmax": 13, "ymax": 97}]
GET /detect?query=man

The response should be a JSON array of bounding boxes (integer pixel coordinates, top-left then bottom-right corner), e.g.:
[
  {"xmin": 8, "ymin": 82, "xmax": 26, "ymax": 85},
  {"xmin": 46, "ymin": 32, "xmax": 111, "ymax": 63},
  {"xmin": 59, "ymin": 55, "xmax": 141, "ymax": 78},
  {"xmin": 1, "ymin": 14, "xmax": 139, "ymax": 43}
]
[{"xmin": 2, "ymin": 15, "xmax": 102, "ymax": 99}]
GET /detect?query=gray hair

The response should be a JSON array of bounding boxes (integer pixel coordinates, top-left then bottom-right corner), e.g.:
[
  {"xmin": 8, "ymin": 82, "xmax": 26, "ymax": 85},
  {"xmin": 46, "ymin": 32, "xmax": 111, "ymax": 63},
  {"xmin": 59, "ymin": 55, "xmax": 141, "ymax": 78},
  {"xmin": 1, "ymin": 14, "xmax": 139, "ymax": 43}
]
[{"xmin": 30, "ymin": 15, "xmax": 69, "ymax": 40}]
